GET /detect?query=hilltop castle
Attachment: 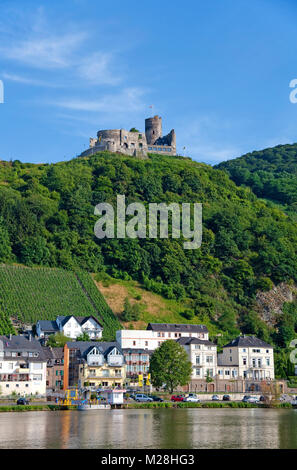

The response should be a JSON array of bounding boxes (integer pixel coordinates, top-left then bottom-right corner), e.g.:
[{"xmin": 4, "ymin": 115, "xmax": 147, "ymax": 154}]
[{"xmin": 79, "ymin": 115, "xmax": 176, "ymax": 158}]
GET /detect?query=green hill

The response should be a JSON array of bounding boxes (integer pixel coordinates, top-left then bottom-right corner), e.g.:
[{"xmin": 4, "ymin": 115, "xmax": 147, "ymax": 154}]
[
  {"xmin": 215, "ymin": 143, "xmax": 297, "ymax": 217},
  {"xmin": 0, "ymin": 264, "xmax": 121, "ymax": 340},
  {"xmin": 0, "ymin": 151, "xmax": 297, "ymax": 364}
]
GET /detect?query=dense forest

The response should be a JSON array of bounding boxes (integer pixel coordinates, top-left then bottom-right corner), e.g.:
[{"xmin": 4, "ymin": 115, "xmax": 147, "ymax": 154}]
[
  {"xmin": 0, "ymin": 150, "xmax": 297, "ymax": 378},
  {"xmin": 216, "ymin": 143, "xmax": 297, "ymax": 217}
]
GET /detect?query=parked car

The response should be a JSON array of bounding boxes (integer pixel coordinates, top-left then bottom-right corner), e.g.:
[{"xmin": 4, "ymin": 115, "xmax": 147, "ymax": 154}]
[
  {"xmin": 222, "ymin": 394, "xmax": 231, "ymax": 401},
  {"xmin": 134, "ymin": 394, "xmax": 153, "ymax": 402},
  {"xmin": 171, "ymin": 394, "xmax": 186, "ymax": 402},
  {"xmin": 148, "ymin": 395, "xmax": 164, "ymax": 402},
  {"xmin": 259, "ymin": 395, "xmax": 266, "ymax": 402},
  {"xmin": 17, "ymin": 398, "xmax": 29, "ymax": 405},
  {"xmin": 246, "ymin": 396, "xmax": 259, "ymax": 403},
  {"xmin": 183, "ymin": 393, "xmax": 200, "ymax": 403},
  {"xmin": 212, "ymin": 395, "xmax": 220, "ymax": 401},
  {"xmin": 242, "ymin": 395, "xmax": 251, "ymax": 402}
]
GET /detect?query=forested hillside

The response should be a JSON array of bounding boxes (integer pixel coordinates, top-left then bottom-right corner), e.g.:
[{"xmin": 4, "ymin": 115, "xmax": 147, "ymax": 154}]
[
  {"xmin": 215, "ymin": 143, "xmax": 297, "ymax": 217},
  {"xmin": 0, "ymin": 150, "xmax": 297, "ymax": 376}
]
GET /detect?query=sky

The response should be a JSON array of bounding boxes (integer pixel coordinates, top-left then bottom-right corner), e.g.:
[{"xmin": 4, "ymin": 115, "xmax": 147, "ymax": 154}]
[{"xmin": 1, "ymin": 0, "xmax": 297, "ymax": 165}]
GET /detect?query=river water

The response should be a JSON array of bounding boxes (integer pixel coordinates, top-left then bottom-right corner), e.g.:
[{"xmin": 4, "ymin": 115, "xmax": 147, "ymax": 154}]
[{"xmin": 0, "ymin": 408, "xmax": 296, "ymax": 449}]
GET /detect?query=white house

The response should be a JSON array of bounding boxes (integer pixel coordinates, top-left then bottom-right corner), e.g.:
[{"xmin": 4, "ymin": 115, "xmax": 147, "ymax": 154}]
[
  {"xmin": 177, "ymin": 337, "xmax": 218, "ymax": 380},
  {"xmin": 116, "ymin": 323, "xmax": 209, "ymax": 351},
  {"xmin": 36, "ymin": 315, "xmax": 103, "ymax": 340},
  {"xmin": 0, "ymin": 335, "xmax": 47, "ymax": 396},
  {"xmin": 217, "ymin": 335, "xmax": 275, "ymax": 380}
]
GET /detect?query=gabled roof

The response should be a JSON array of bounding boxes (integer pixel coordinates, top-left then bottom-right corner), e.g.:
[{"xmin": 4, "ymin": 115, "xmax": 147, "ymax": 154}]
[
  {"xmin": 37, "ymin": 320, "xmax": 59, "ymax": 333},
  {"xmin": 223, "ymin": 335, "xmax": 273, "ymax": 349},
  {"xmin": 147, "ymin": 323, "xmax": 208, "ymax": 333},
  {"xmin": 57, "ymin": 315, "xmax": 102, "ymax": 328},
  {"xmin": 67, "ymin": 341, "xmax": 123, "ymax": 360},
  {"xmin": 176, "ymin": 337, "xmax": 216, "ymax": 347},
  {"xmin": 0, "ymin": 335, "xmax": 47, "ymax": 361}
]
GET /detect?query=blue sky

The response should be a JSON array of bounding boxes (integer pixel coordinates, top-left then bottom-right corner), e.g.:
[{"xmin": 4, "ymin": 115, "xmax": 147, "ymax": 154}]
[{"xmin": 1, "ymin": 0, "xmax": 297, "ymax": 164}]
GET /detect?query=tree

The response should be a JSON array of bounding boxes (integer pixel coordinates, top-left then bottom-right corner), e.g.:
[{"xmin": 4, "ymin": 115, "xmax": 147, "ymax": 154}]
[
  {"xmin": 0, "ymin": 217, "xmax": 12, "ymax": 262},
  {"xmin": 121, "ymin": 297, "xmax": 141, "ymax": 322},
  {"xmin": 149, "ymin": 340, "xmax": 192, "ymax": 393},
  {"xmin": 47, "ymin": 332, "xmax": 69, "ymax": 348},
  {"xmin": 76, "ymin": 332, "xmax": 90, "ymax": 341}
]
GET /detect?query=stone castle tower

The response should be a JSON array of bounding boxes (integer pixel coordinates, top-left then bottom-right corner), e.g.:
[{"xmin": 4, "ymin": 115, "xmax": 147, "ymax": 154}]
[
  {"xmin": 79, "ymin": 115, "xmax": 176, "ymax": 158},
  {"xmin": 145, "ymin": 115, "xmax": 162, "ymax": 144}
]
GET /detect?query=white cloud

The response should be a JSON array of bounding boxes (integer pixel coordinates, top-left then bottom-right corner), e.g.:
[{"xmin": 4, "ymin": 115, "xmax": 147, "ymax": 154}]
[
  {"xmin": 0, "ymin": 33, "xmax": 87, "ymax": 69},
  {"xmin": 78, "ymin": 52, "xmax": 121, "ymax": 86},
  {"xmin": 2, "ymin": 72, "xmax": 60, "ymax": 87},
  {"xmin": 50, "ymin": 87, "xmax": 147, "ymax": 114}
]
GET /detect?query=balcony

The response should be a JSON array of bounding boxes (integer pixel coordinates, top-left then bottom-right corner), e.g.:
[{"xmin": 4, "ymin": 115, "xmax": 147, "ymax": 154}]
[
  {"xmin": 0, "ymin": 374, "xmax": 29, "ymax": 382},
  {"xmin": 108, "ymin": 358, "xmax": 124, "ymax": 367}
]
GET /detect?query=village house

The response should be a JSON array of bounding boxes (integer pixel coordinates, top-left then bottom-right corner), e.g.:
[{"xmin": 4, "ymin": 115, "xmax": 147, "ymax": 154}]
[
  {"xmin": 36, "ymin": 315, "xmax": 103, "ymax": 341},
  {"xmin": 122, "ymin": 348, "xmax": 152, "ymax": 381},
  {"xmin": 66, "ymin": 341, "xmax": 126, "ymax": 389},
  {"xmin": 42, "ymin": 346, "xmax": 64, "ymax": 392},
  {"xmin": 0, "ymin": 334, "xmax": 47, "ymax": 397},
  {"xmin": 116, "ymin": 323, "xmax": 209, "ymax": 351},
  {"xmin": 177, "ymin": 337, "xmax": 218, "ymax": 381},
  {"xmin": 217, "ymin": 335, "xmax": 275, "ymax": 381}
]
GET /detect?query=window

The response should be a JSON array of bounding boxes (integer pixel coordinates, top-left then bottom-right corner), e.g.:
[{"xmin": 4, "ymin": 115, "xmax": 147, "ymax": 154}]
[
  {"xmin": 195, "ymin": 368, "xmax": 201, "ymax": 376},
  {"xmin": 195, "ymin": 356, "xmax": 200, "ymax": 365},
  {"xmin": 206, "ymin": 356, "xmax": 213, "ymax": 364},
  {"xmin": 230, "ymin": 357, "xmax": 232, "ymax": 362},
  {"xmin": 225, "ymin": 370, "xmax": 230, "ymax": 376},
  {"xmin": 195, "ymin": 345, "xmax": 201, "ymax": 350},
  {"xmin": 266, "ymin": 358, "xmax": 270, "ymax": 366},
  {"xmin": 242, "ymin": 348, "xmax": 246, "ymax": 352},
  {"xmin": 133, "ymin": 341, "xmax": 136, "ymax": 346},
  {"xmin": 33, "ymin": 374, "xmax": 42, "ymax": 381},
  {"xmin": 243, "ymin": 357, "xmax": 247, "ymax": 366},
  {"xmin": 218, "ymin": 370, "xmax": 223, "ymax": 375},
  {"xmin": 266, "ymin": 349, "xmax": 270, "ymax": 354},
  {"xmin": 145, "ymin": 341, "xmax": 148, "ymax": 347},
  {"xmin": 252, "ymin": 349, "xmax": 260, "ymax": 353}
]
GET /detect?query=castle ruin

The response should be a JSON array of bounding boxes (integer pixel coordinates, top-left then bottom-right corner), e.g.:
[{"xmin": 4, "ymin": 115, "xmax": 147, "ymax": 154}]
[{"xmin": 79, "ymin": 116, "xmax": 176, "ymax": 158}]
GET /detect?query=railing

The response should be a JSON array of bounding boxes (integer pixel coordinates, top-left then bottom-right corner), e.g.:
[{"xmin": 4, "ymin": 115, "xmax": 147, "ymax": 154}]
[{"xmin": 0, "ymin": 374, "xmax": 29, "ymax": 382}]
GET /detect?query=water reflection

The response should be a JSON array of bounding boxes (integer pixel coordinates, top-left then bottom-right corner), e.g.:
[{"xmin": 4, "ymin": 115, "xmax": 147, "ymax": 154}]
[{"xmin": 0, "ymin": 409, "xmax": 296, "ymax": 449}]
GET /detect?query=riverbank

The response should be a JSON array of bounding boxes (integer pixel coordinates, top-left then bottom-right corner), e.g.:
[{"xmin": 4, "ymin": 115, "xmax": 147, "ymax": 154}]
[
  {"xmin": 0, "ymin": 405, "xmax": 76, "ymax": 412},
  {"xmin": 0, "ymin": 401, "xmax": 294, "ymax": 411}
]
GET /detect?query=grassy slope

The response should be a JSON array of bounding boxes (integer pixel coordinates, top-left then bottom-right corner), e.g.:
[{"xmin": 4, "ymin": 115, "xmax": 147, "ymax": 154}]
[{"xmin": 93, "ymin": 275, "xmax": 220, "ymax": 337}]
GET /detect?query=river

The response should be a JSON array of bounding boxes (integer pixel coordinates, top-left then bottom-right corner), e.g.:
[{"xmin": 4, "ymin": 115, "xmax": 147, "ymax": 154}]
[{"xmin": 0, "ymin": 408, "xmax": 296, "ymax": 449}]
